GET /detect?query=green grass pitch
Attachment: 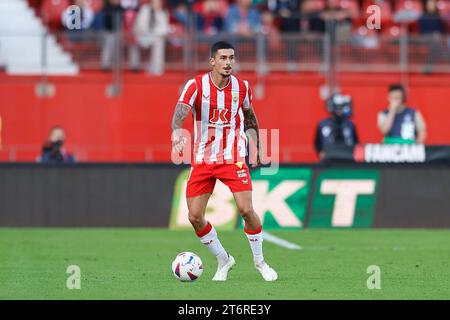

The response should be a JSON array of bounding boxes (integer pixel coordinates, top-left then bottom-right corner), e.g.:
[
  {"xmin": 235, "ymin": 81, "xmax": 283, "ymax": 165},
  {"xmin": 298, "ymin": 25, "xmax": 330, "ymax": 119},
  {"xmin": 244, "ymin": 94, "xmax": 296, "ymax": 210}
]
[{"xmin": 0, "ymin": 229, "xmax": 449, "ymax": 299}]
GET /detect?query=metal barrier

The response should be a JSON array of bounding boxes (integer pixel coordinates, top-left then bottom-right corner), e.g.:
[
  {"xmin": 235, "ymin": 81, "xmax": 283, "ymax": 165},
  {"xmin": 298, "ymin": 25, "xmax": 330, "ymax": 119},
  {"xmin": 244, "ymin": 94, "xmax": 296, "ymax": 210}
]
[{"xmin": 2, "ymin": 27, "xmax": 449, "ymax": 75}]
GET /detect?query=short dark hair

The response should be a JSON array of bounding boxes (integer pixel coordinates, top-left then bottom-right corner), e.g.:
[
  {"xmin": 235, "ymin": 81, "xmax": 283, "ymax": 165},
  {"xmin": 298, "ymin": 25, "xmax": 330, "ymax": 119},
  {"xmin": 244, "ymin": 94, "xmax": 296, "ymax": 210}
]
[
  {"xmin": 389, "ymin": 83, "xmax": 406, "ymax": 101},
  {"xmin": 211, "ymin": 41, "xmax": 234, "ymax": 57}
]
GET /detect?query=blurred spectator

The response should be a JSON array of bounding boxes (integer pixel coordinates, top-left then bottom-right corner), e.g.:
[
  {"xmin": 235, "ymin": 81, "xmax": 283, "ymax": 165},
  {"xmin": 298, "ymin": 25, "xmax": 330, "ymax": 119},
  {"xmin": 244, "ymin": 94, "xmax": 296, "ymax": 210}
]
[
  {"xmin": 419, "ymin": 0, "xmax": 445, "ymax": 34},
  {"xmin": 377, "ymin": 84, "xmax": 427, "ymax": 144},
  {"xmin": 418, "ymin": 0, "xmax": 449, "ymax": 73},
  {"xmin": 100, "ymin": 0, "xmax": 125, "ymax": 70},
  {"xmin": 261, "ymin": 10, "xmax": 282, "ymax": 50},
  {"xmin": 314, "ymin": 94, "xmax": 359, "ymax": 160},
  {"xmin": 273, "ymin": 0, "xmax": 302, "ymax": 33},
  {"xmin": 225, "ymin": 0, "xmax": 261, "ymax": 36},
  {"xmin": 38, "ymin": 126, "xmax": 76, "ymax": 164},
  {"xmin": 194, "ymin": 0, "xmax": 228, "ymax": 35},
  {"xmin": 171, "ymin": 0, "xmax": 204, "ymax": 31},
  {"xmin": 131, "ymin": 0, "xmax": 170, "ymax": 74},
  {"xmin": 308, "ymin": 0, "xmax": 352, "ymax": 35},
  {"xmin": 121, "ymin": 0, "xmax": 140, "ymax": 70}
]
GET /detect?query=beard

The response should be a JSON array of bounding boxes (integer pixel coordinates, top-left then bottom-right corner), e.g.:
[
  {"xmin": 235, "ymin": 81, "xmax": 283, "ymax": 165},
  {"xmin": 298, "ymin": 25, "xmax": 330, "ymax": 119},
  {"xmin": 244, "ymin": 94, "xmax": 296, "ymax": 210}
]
[{"xmin": 221, "ymin": 70, "xmax": 232, "ymax": 77}]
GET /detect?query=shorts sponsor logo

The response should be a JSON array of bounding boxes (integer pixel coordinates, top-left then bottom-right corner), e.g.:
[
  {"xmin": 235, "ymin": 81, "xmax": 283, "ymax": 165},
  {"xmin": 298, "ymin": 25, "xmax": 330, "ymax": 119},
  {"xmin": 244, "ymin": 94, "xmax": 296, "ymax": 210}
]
[{"xmin": 237, "ymin": 169, "xmax": 247, "ymax": 178}]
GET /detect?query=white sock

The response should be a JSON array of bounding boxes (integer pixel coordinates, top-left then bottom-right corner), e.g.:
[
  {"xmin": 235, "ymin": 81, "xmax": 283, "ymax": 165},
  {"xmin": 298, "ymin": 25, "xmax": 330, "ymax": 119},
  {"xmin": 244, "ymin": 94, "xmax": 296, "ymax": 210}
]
[
  {"xmin": 196, "ymin": 222, "xmax": 229, "ymax": 265},
  {"xmin": 244, "ymin": 227, "xmax": 264, "ymax": 265}
]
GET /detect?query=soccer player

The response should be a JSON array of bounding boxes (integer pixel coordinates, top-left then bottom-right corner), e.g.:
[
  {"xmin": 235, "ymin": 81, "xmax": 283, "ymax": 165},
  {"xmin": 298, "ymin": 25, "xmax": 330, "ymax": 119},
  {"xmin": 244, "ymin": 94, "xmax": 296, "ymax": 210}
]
[{"xmin": 170, "ymin": 41, "xmax": 278, "ymax": 281}]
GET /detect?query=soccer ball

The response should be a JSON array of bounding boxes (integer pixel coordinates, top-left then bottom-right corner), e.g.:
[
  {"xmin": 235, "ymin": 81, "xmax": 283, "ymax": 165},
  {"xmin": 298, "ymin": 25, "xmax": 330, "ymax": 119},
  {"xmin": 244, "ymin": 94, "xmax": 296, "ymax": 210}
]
[{"xmin": 172, "ymin": 252, "xmax": 203, "ymax": 282}]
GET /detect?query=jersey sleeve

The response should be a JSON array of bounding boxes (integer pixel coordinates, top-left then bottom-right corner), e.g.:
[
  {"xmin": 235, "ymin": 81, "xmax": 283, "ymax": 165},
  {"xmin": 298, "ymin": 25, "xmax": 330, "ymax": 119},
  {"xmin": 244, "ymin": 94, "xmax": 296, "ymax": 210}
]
[
  {"xmin": 243, "ymin": 80, "xmax": 253, "ymax": 110},
  {"xmin": 178, "ymin": 79, "xmax": 198, "ymax": 109}
]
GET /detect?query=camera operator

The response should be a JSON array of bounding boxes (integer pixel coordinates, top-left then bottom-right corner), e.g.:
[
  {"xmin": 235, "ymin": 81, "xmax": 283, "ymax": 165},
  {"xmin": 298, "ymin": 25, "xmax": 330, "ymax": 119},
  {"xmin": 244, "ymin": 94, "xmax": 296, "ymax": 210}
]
[
  {"xmin": 38, "ymin": 126, "xmax": 76, "ymax": 164},
  {"xmin": 314, "ymin": 93, "xmax": 359, "ymax": 160}
]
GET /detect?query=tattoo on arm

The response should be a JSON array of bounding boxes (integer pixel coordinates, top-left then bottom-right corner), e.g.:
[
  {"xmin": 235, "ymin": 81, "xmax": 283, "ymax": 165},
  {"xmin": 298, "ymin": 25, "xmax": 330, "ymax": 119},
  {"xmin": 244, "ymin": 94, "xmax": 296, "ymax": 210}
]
[
  {"xmin": 243, "ymin": 106, "xmax": 260, "ymax": 148},
  {"xmin": 171, "ymin": 103, "xmax": 191, "ymax": 131}
]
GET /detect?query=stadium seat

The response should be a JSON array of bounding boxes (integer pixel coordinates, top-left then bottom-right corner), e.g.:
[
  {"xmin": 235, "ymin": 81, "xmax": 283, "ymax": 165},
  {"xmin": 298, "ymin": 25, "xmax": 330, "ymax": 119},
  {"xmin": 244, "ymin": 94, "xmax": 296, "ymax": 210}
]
[
  {"xmin": 381, "ymin": 24, "xmax": 406, "ymax": 37},
  {"xmin": 0, "ymin": 0, "xmax": 78, "ymax": 75},
  {"xmin": 85, "ymin": 0, "xmax": 104, "ymax": 14},
  {"xmin": 40, "ymin": 0, "xmax": 70, "ymax": 30},
  {"xmin": 307, "ymin": 0, "xmax": 325, "ymax": 11},
  {"xmin": 437, "ymin": 0, "xmax": 450, "ymax": 15},
  {"xmin": 395, "ymin": 0, "xmax": 424, "ymax": 14}
]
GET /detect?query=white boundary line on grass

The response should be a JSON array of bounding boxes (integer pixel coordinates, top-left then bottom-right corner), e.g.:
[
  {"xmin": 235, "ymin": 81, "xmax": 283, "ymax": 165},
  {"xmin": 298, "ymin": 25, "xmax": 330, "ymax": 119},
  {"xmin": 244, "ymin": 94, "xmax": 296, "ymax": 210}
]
[{"xmin": 263, "ymin": 231, "xmax": 302, "ymax": 250}]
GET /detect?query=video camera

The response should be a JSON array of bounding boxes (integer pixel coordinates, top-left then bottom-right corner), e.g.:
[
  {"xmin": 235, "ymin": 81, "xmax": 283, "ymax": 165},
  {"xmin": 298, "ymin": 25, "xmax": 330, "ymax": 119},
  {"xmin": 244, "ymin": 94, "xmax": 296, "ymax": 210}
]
[{"xmin": 326, "ymin": 94, "xmax": 353, "ymax": 118}]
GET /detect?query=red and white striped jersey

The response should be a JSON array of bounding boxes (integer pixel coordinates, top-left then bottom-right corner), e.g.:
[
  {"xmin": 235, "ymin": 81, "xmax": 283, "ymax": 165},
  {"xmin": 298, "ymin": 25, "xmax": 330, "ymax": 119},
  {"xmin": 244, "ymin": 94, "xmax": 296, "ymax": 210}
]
[{"xmin": 178, "ymin": 72, "xmax": 253, "ymax": 164}]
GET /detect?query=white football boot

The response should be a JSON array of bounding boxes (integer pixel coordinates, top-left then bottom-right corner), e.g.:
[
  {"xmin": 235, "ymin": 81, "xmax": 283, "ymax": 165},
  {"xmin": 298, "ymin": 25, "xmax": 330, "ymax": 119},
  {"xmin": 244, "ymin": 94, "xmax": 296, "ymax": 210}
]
[
  {"xmin": 255, "ymin": 261, "xmax": 278, "ymax": 281},
  {"xmin": 212, "ymin": 254, "xmax": 236, "ymax": 281}
]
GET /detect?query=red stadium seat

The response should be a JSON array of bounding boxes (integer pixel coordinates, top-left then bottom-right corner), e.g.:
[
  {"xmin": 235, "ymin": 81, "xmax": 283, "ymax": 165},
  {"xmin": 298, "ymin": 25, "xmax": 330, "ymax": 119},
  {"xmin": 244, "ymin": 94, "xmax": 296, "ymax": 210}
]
[
  {"xmin": 40, "ymin": 0, "xmax": 70, "ymax": 30},
  {"xmin": 355, "ymin": 25, "xmax": 378, "ymax": 36},
  {"xmin": 340, "ymin": 0, "xmax": 361, "ymax": 19},
  {"xmin": 311, "ymin": 0, "xmax": 326, "ymax": 11},
  {"xmin": 437, "ymin": 0, "xmax": 450, "ymax": 15},
  {"xmin": 395, "ymin": 0, "xmax": 424, "ymax": 14},
  {"xmin": 85, "ymin": 0, "xmax": 104, "ymax": 14},
  {"xmin": 381, "ymin": 24, "xmax": 406, "ymax": 37}
]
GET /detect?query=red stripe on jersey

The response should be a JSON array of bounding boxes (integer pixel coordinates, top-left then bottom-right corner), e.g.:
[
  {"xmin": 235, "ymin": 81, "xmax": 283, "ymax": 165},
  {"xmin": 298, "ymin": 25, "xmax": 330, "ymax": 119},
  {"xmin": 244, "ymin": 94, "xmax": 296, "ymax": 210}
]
[
  {"xmin": 192, "ymin": 76, "xmax": 203, "ymax": 161},
  {"xmin": 203, "ymin": 83, "xmax": 217, "ymax": 162},
  {"xmin": 194, "ymin": 76, "xmax": 202, "ymax": 121}
]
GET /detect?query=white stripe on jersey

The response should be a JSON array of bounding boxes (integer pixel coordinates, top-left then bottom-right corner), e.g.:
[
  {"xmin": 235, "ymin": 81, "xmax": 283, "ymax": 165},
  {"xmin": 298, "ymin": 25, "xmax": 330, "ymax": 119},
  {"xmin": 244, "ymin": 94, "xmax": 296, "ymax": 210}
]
[
  {"xmin": 179, "ymin": 79, "xmax": 196, "ymax": 106},
  {"xmin": 224, "ymin": 76, "xmax": 240, "ymax": 160},
  {"xmin": 196, "ymin": 74, "xmax": 211, "ymax": 163},
  {"xmin": 243, "ymin": 80, "xmax": 250, "ymax": 110},
  {"xmin": 209, "ymin": 89, "xmax": 225, "ymax": 162},
  {"xmin": 237, "ymin": 108, "xmax": 247, "ymax": 158}
]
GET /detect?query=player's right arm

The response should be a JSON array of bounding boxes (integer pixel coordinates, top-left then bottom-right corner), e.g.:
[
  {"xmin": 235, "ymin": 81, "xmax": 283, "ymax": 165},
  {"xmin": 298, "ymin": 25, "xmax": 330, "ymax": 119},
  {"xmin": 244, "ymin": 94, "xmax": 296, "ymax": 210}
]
[
  {"xmin": 171, "ymin": 103, "xmax": 191, "ymax": 153},
  {"xmin": 171, "ymin": 79, "xmax": 197, "ymax": 153}
]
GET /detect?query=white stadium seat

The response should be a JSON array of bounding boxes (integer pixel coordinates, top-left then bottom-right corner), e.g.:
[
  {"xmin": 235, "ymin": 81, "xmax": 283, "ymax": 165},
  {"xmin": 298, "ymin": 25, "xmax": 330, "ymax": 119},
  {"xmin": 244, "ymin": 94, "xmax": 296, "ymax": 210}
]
[{"xmin": 0, "ymin": 0, "xmax": 79, "ymax": 75}]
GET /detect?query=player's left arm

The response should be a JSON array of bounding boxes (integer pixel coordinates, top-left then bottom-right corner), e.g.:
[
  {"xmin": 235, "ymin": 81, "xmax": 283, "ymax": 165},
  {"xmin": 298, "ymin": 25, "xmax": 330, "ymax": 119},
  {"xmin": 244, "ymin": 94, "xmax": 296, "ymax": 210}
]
[
  {"xmin": 415, "ymin": 110, "xmax": 426, "ymax": 144},
  {"xmin": 243, "ymin": 104, "xmax": 261, "ymax": 167}
]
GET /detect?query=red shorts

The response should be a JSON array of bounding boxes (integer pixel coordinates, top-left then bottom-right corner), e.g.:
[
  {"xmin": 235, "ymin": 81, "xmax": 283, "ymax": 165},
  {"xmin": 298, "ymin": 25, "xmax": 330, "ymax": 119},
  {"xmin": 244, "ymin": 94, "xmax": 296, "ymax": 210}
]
[{"xmin": 186, "ymin": 162, "xmax": 253, "ymax": 198}]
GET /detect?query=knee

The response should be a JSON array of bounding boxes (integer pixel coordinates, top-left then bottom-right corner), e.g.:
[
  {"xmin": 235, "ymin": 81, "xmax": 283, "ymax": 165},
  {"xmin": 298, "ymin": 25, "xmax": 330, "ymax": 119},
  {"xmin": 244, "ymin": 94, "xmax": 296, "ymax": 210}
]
[
  {"xmin": 238, "ymin": 206, "xmax": 255, "ymax": 221},
  {"xmin": 188, "ymin": 211, "xmax": 204, "ymax": 227}
]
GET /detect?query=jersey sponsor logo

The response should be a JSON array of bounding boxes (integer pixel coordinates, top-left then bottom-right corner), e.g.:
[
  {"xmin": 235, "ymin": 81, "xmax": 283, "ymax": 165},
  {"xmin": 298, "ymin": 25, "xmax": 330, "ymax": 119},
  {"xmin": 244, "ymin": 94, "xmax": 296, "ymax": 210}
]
[{"xmin": 209, "ymin": 109, "xmax": 229, "ymax": 125}]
